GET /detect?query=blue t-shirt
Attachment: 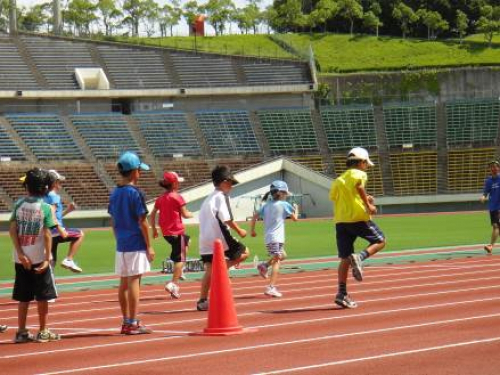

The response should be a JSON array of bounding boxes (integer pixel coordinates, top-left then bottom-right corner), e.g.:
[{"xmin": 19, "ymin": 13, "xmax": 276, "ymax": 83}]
[
  {"xmin": 259, "ymin": 200, "xmax": 295, "ymax": 244},
  {"xmin": 44, "ymin": 191, "xmax": 63, "ymax": 227},
  {"xmin": 108, "ymin": 185, "xmax": 148, "ymax": 252},
  {"xmin": 484, "ymin": 175, "xmax": 500, "ymax": 211}
]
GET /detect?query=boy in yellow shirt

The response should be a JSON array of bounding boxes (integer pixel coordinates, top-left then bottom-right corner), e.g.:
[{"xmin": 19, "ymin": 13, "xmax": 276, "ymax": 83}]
[{"xmin": 329, "ymin": 147, "xmax": 386, "ymax": 308}]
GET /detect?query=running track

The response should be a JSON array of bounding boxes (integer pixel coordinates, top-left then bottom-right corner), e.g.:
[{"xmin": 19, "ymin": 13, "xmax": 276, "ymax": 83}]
[{"xmin": 1, "ymin": 247, "xmax": 500, "ymax": 375}]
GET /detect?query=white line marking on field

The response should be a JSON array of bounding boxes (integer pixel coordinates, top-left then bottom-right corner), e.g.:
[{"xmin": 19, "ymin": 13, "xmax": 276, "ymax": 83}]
[
  {"xmin": 252, "ymin": 337, "xmax": 500, "ymax": 374},
  {"xmin": 34, "ymin": 313, "xmax": 500, "ymax": 375}
]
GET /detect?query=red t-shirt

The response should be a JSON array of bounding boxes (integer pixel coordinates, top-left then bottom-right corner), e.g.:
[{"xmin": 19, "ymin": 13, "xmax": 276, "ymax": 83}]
[{"xmin": 154, "ymin": 191, "xmax": 186, "ymax": 236}]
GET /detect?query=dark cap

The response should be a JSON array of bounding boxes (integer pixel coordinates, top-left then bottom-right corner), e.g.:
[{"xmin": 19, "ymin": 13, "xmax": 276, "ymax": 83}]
[{"xmin": 211, "ymin": 165, "xmax": 239, "ymax": 185}]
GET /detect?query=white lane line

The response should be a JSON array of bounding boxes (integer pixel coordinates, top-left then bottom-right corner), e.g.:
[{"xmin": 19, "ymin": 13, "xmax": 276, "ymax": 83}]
[
  {"xmin": 34, "ymin": 312, "xmax": 500, "ymax": 375},
  {"xmin": 252, "ymin": 336, "xmax": 500, "ymax": 374},
  {"xmin": 2, "ymin": 292, "xmax": 500, "ymax": 358}
]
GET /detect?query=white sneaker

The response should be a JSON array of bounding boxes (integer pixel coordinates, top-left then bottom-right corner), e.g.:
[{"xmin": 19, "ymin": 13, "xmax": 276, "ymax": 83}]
[
  {"xmin": 265, "ymin": 286, "xmax": 282, "ymax": 298},
  {"xmin": 48, "ymin": 299, "xmax": 56, "ymax": 303},
  {"xmin": 179, "ymin": 272, "xmax": 187, "ymax": 281},
  {"xmin": 165, "ymin": 282, "xmax": 180, "ymax": 299},
  {"xmin": 257, "ymin": 262, "xmax": 269, "ymax": 279},
  {"xmin": 61, "ymin": 258, "xmax": 82, "ymax": 273}
]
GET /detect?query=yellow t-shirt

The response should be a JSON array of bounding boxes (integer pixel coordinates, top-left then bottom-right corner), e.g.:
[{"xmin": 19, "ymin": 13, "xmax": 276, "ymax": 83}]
[{"xmin": 329, "ymin": 168, "xmax": 369, "ymax": 223}]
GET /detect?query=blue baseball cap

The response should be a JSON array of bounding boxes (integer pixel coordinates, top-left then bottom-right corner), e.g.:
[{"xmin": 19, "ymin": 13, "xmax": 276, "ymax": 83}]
[
  {"xmin": 117, "ymin": 151, "xmax": 150, "ymax": 172},
  {"xmin": 271, "ymin": 180, "xmax": 289, "ymax": 193}
]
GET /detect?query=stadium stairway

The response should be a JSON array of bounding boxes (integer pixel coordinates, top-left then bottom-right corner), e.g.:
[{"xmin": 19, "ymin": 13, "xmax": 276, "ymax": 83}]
[
  {"xmin": 87, "ymin": 44, "xmax": 115, "ymax": 87},
  {"xmin": 373, "ymin": 105, "xmax": 394, "ymax": 196},
  {"xmin": 125, "ymin": 116, "xmax": 155, "ymax": 165},
  {"xmin": 12, "ymin": 37, "xmax": 48, "ymax": 89},
  {"xmin": 436, "ymin": 102, "xmax": 449, "ymax": 194},
  {"xmin": 311, "ymin": 109, "xmax": 334, "ymax": 176},
  {"xmin": 186, "ymin": 112, "xmax": 213, "ymax": 157},
  {"xmin": 248, "ymin": 111, "xmax": 271, "ymax": 157}
]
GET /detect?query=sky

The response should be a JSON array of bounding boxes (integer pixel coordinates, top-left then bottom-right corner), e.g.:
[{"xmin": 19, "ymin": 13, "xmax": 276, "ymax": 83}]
[{"xmin": 15, "ymin": 0, "xmax": 273, "ymax": 36}]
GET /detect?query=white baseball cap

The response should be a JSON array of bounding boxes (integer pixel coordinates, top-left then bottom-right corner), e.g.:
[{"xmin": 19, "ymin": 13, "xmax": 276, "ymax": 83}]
[
  {"xmin": 48, "ymin": 169, "xmax": 66, "ymax": 181},
  {"xmin": 347, "ymin": 147, "xmax": 374, "ymax": 167}
]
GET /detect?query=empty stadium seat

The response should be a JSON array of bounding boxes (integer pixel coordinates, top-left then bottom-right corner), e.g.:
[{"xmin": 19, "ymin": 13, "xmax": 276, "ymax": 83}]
[
  {"xmin": 0, "ymin": 37, "xmax": 40, "ymax": 90},
  {"xmin": 258, "ymin": 108, "xmax": 319, "ymax": 154},
  {"xmin": 389, "ymin": 151, "xmax": 438, "ymax": 195},
  {"xmin": 133, "ymin": 111, "xmax": 201, "ymax": 157},
  {"xmin": 196, "ymin": 110, "xmax": 261, "ymax": 155},
  {"xmin": 448, "ymin": 148, "xmax": 496, "ymax": 193},
  {"xmin": 71, "ymin": 113, "xmax": 141, "ymax": 159},
  {"xmin": 321, "ymin": 105, "xmax": 377, "ymax": 150},
  {"xmin": 5, "ymin": 114, "xmax": 84, "ymax": 160},
  {"xmin": 383, "ymin": 103, "xmax": 437, "ymax": 148}
]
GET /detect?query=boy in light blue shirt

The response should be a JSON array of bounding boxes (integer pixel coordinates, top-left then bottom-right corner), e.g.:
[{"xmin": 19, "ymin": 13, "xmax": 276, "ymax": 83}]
[{"xmin": 251, "ymin": 180, "xmax": 298, "ymax": 298}]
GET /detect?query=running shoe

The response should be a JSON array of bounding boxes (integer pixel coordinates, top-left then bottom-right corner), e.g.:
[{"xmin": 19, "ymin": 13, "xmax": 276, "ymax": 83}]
[
  {"xmin": 36, "ymin": 329, "xmax": 61, "ymax": 343},
  {"xmin": 61, "ymin": 258, "xmax": 83, "ymax": 273},
  {"xmin": 257, "ymin": 262, "xmax": 269, "ymax": 279},
  {"xmin": 196, "ymin": 299, "xmax": 209, "ymax": 311},
  {"xmin": 265, "ymin": 286, "xmax": 283, "ymax": 298},
  {"xmin": 14, "ymin": 330, "xmax": 35, "ymax": 343},
  {"xmin": 350, "ymin": 253, "xmax": 363, "ymax": 282},
  {"xmin": 179, "ymin": 271, "xmax": 187, "ymax": 281},
  {"xmin": 335, "ymin": 293, "xmax": 358, "ymax": 309},
  {"xmin": 0, "ymin": 325, "xmax": 7, "ymax": 333},
  {"xmin": 165, "ymin": 282, "xmax": 180, "ymax": 299},
  {"xmin": 484, "ymin": 244, "xmax": 493, "ymax": 254},
  {"xmin": 120, "ymin": 324, "xmax": 129, "ymax": 334},
  {"xmin": 124, "ymin": 322, "xmax": 152, "ymax": 335}
]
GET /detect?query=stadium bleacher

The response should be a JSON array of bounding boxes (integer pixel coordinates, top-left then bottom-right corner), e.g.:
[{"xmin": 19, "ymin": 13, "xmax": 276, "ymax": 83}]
[
  {"xmin": 196, "ymin": 110, "xmax": 261, "ymax": 155},
  {"xmin": 447, "ymin": 148, "xmax": 496, "ymax": 193},
  {"xmin": 389, "ymin": 151, "xmax": 438, "ymax": 196},
  {"xmin": 0, "ymin": 37, "xmax": 40, "ymax": 90},
  {"xmin": 5, "ymin": 114, "xmax": 84, "ymax": 160},
  {"xmin": 71, "ymin": 113, "xmax": 141, "ymax": 159},
  {"xmin": 258, "ymin": 108, "xmax": 319, "ymax": 154},
  {"xmin": 383, "ymin": 103, "xmax": 437, "ymax": 148},
  {"xmin": 446, "ymin": 98, "xmax": 500, "ymax": 147},
  {"xmin": 242, "ymin": 63, "xmax": 309, "ymax": 85},
  {"xmin": 0, "ymin": 122, "xmax": 26, "ymax": 161},
  {"xmin": 320, "ymin": 105, "xmax": 377, "ymax": 150}
]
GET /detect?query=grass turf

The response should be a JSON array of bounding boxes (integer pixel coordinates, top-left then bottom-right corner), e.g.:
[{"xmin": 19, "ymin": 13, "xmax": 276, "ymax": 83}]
[{"xmin": 0, "ymin": 211, "xmax": 489, "ymax": 280}]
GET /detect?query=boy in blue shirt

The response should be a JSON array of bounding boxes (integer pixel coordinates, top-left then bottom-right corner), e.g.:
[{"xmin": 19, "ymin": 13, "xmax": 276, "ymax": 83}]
[
  {"xmin": 45, "ymin": 170, "xmax": 84, "ymax": 273},
  {"xmin": 250, "ymin": 180, "xmax": 298, "ymax": 298},
  {"xmin": 108, "ymin": 151, "xmax": 155, "ymax": 335},
  {"xmin": 481, "ymin": 160, "xmax": 500, "ymax": 254}
]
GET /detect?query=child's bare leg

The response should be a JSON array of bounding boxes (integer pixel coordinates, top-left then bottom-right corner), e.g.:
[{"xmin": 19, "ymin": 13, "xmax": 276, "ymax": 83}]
[
  {"xmin": 37, "ymin": 301, "xmax": 48, "ymax": 331},
  {"xmin": 172, "ymin": 262, "xmax": 184, "ymax": 284},
  {"xmin": 127, "ymin": 275, "xmax": 142, "ymax": 321},
  {"xmin": 269, "ymin": 259, "xmax": 281, "ymax": 286},
  {"xmin": 67, "ymin": 234, "xmax": 84, "ymax": 260},
  {"xmin": 365, "ymin": 240, "xmax": 386, "ymax": 258},
  {"xmin": 490, "ymin": 225, "xmax": 499, "ymax": 247},
  {"xmin": 200, "ymin": 263, "xmax": 212, "ymax": 300},
  {"xmin": 338, "ymin": 257, "xmax": 350, "ymax": 288},
  {"xmin": 18, "ymin": 302, "xmax": 29, "ymax": 331},
  {"xmin": 118, "ymin": 277, "xmax": 130, "ymax": 320}
]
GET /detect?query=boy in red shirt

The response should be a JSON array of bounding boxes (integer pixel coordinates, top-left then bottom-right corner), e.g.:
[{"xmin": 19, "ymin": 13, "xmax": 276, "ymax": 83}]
[{"xmin": 150, "ymin": 172, "xmax": 193, "ymax": 299}]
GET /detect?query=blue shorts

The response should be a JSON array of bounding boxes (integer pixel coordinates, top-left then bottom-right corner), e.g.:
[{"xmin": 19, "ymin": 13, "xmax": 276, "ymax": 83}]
[{"xmin": 335, "ymin": 221, "xmax": 385, "ymax": 259}]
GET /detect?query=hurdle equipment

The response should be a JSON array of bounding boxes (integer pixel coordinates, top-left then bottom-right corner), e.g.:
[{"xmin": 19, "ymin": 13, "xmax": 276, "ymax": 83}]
[
  {"xmin": 191, "ymin": 239, "xmax": 256, "ymax": 336},
  {"xmin": 161, "ymin": 258, "xmax": 203, "ymax": 274}
]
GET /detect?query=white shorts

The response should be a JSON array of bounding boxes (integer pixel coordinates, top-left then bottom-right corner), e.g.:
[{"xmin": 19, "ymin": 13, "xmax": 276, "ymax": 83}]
[{"xmin": 115, "ymin": 251, "xmax": 151, "ymax": 277}]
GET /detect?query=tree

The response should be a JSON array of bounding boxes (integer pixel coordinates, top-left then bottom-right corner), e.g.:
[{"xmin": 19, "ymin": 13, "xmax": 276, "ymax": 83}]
[
  {"xmin": 417, "ymin": 9, "xmax": 449, "ymax": 39},
  {"xmin": 261, "ymin": 4, "xmax": 278, "ymax": 33},
  {"xmin": 338, "ymin": 0, "xmax": 363, "ymax": 35},
  {"xmin": 18, "ymin": 4, "xmax": 49, "ymax": 32},
  {"xmin": 476, "ymin": 5, "xmax": 500, "ymax": 46},
  {"xmin": 309, "ymin": 0, "xmax": 338, "ymax": 32},
  {"xmin": 0, "ymin": 0, "xmax": 8, "ymax": 31},
  {"xmin": 142, "ymin": 0, "xmax": 159, "ymax": 37},
  {"xmin": 158, "ymin": 1, "xmax": 182, "ymax": 37},
  {"xmin": 273, "ymin": 0, "xmax": 306, "ymax": 32},
  {"xmin": 392, "ymin": 2, "xmax": 419, "ymax": 39},
  {"xmin": 183, "ymin": 0, "xmax": 199, "ymax": 31},
  {"xmin": 122, "ymin": 0, "xmax": 149, "ymax": 37},
  {"xmin": 203, "ymin": 0, "xmax": 235, "ymax": 36},
  {"xmin": 97, "ymin": 0, "xmax": 122, "ymax": 36},
  {"xmin": 456, "ymin": 9, "xmax": 468, "ymax": 44},
  {"xmin": 65, "ymin": 0, "xmax": 98, "ymax": 36},
  {"xmin": 363, "ymin": 10, "xmax": 382, "ymax": 37}
]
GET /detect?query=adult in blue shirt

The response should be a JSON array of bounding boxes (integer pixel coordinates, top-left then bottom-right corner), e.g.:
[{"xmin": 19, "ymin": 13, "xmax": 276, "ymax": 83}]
[{"xmin": 481, "ymin": 160, "xmax": 500, "ymax": 254}]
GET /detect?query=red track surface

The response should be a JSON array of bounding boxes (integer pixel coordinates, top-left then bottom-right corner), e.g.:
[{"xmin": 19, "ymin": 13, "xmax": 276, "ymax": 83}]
[{"xmin": 1, "ymin": 251, "xmax": 500, "ymax": 375}]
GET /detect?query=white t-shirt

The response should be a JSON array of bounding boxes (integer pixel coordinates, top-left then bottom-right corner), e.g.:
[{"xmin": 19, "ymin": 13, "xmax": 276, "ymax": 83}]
[{"xmin": 198, "ymin": 190, "xmax": 233, "ymax": 255}]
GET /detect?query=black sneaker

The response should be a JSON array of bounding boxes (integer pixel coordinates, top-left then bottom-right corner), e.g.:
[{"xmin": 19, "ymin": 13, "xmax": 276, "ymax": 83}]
[
  {"xmin": 335, "ymin": 293, "xmax": 358, "ymax": 309},
  {"xmin": 350, "ymin": 253, "xmax": 363, "ymax": 282},
  {"xmin": 196, "ymin": 299, "xmax": 209, "ymax": 311}
]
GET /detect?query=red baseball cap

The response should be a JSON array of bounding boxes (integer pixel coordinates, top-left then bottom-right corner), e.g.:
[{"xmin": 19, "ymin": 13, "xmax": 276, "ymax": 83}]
[{"xmin": 163, "ymin": 171, "xmax": 184, "ymax": 184}]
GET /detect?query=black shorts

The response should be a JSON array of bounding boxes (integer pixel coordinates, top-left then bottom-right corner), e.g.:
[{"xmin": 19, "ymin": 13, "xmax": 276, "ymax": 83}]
[
  {"xmin": 336, "ymin": 220, "xmax": 385, "ymax": 259},
  {"xmin": 164, "ymin": 234, "xmax": 190, "ymax": 263},
  {"xmin": 51, "ymin": 228, "xmax": 83, "ymax": 262},
  {"xmin": 201, "ymin": 237, "xmax": 247, "ymax": 264},
  {"xmin": 13, "ymin": 263, "xmax": 58, "ymax": 302},
  {"xmin": 490, "ymin": 210, "xmax": 500, "ymax": 226}
]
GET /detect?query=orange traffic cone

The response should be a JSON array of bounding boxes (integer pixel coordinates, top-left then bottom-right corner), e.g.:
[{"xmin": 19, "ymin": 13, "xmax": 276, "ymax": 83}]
[{"xmin": 192, "ymin": 239, "xmax": 256, "ymax": 336}]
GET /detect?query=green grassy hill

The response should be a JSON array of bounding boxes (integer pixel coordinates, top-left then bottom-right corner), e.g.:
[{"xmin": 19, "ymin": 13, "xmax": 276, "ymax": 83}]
[{"xmin": 109, "ymin": 33, "xmax": 500, "ymax": 74}]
